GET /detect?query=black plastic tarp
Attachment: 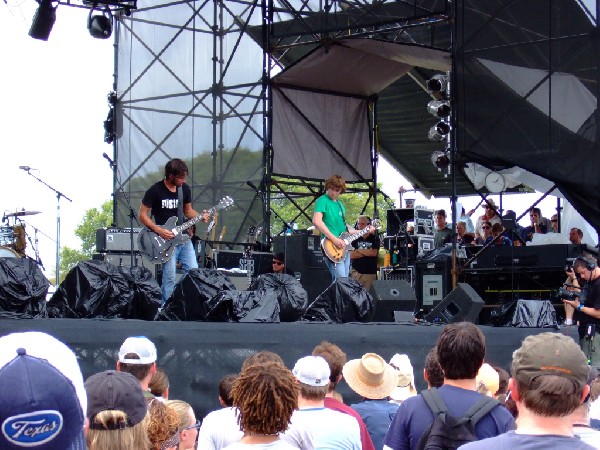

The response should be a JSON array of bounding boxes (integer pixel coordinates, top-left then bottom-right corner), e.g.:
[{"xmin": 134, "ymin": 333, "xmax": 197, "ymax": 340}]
[
  {"xmin": 0, "ymin": 258, "xmax": 49, "ymax": 318},
  {"xmin": 249, "ymin": 273, "xmax": 308, "ymax": 322},
  {"xmin": 302, "ymin": 277, "xmax": 373, "ymax": 323}
]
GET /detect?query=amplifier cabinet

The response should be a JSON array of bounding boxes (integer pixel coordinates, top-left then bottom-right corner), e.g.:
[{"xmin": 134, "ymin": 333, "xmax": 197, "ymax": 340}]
[{"xmin": 96, "ymin": 227, "xmax": 142, "ymax": 253}]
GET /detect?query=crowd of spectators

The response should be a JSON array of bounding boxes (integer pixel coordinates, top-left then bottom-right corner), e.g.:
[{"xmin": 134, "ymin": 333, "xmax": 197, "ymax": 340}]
[{"xmin": 1, "ymin": 324, "xmax": 599, "ymax": 450}]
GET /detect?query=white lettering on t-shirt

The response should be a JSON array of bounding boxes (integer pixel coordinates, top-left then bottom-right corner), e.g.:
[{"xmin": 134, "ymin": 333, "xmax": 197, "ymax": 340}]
[{"xmin": 161, "ymin": 199, "xmax": 178, "ymax": 209}]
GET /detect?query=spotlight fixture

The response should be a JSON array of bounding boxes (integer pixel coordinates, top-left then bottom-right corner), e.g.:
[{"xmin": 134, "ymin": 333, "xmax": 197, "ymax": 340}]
[
  {"xmin": 427, "ymin": 100, "xmax": 451, "ymax": 118},
  {"xmin": 426, "ymin": 74, "xmax": 449, "ymax": 94},
  {"xmin": 428, "ymin": 121, "xmax": 451, "ymax": 142},
  {"xmin": 29, "ymin": 0, "xmax": 57, "ymax": 41},
  {"xmin": 88, "ymin": 7, "xmax": 113, "ymax": 39},
  {"xmin": 431, "ymin": 151, "xmax": 450, "ymax": 171}
]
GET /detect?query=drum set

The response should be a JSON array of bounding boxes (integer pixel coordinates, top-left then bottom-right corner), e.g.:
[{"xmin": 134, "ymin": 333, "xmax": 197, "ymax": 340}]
[{"xmin": 0, "ymin": 210, "xmax": 41, "ymax": 258}]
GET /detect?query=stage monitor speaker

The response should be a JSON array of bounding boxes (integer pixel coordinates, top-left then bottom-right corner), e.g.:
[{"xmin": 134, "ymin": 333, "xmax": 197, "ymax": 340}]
[
  {"xmin": 369, "ymin": 280, "xmax": 417, "ymax": 322},
  {"xmin": 424, "ymin": 283, "xmax": 483, "ymax": 324}
]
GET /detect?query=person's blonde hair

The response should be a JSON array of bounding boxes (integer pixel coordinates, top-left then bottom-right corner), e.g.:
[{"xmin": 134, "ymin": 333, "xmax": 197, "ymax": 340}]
[
  {"xmin": 165, "ymin": 399, "xmax": 193, "ymax": 429},
  {"xmin": 87, "ymin": 410, "xmax": 150, "ymax": 450}
]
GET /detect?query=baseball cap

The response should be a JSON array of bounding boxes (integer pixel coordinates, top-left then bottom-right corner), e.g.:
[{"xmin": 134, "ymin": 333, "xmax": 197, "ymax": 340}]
[
  {"xmin": 118, "ymin": 336, "xmax": 157, "ymax": 364},
  {"xmin": 512, "ymin": 332, "xmax": 589, "ymax": 388},
  {"xmin": 389, "ymin": 353, "xmax": 417, "ymax": 402},
  {"xmin": 292, "ymin": 356, "xmax": 330, "ymax": 387},
  {"xmin": 85, "ymin": 370, "xmax": 148, "ymax": 429},
  {"xmin": 0, "ymin": 331, "xmax": 86, "ymax": 450}
]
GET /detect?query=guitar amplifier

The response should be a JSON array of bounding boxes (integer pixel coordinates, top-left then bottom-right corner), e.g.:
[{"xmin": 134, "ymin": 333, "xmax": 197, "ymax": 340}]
[{"xmin": 96, "ymin": 227, "xmax": 142, "ymax": 252}]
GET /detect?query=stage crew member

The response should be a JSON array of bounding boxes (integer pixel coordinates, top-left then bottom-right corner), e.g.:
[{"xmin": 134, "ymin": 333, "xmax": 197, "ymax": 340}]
[
  {"xmin": 139, "ymin": 158, "xmax": 209, "ymax": 304},
  {"xmin": 350, "ymin": 215, "xmax": 380, "ymax": 290},
  {"xmin": 312, "ymin": 175, "xmax": 363, "ymax": 281},
  {"xmin": 562, "ymin": 255, "xmax": 600, "ymax": 366}
]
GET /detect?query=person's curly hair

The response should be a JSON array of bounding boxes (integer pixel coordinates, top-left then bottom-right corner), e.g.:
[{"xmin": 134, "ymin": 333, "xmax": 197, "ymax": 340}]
[
  {"xmin": 232, "ymin": 362, "xmax": 299, "ymax": 435},
  {"xmin": 147, "ymin": 400, "xmax": 180, "ymax": 450}
]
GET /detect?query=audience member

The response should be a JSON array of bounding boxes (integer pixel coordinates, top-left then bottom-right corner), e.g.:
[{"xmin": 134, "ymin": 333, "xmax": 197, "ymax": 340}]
[
  {"xmin": 521, "ymin": 207, "xmax": 549, "ymax": 242},
  {"xmin": 117, "ymin": 336, "xmax": 158, "ymax": 399},
  {"xmin": 570, "ymin": 227, "xmax": 584, "ymax": 245},
  {"xmin": 571, "ymin": 366, "xmax": 600, "ymax": 447},
  {"xmin": 312, "ymin": 341, "xmax": 375, "ymax": 450},
  {"xmin": 488, "ymin": 223, "xmax": 511, "ymax": 246},
  {"xmin": 0, "ymin": 331, "xmax": 88, "ymax": 450},
  {"xmin": 423, "ymin": 346, "xmax": 444, "ymax": 389},
  {"xmin": 271, "ymin": 252, "xmax": 295, "ymax": 276},
  {"xmin": 166, "ymin": 400, "xmax": 201, "ymax": 450},
  {"xmin": 350, "ymin": 215, "xmax": 380, "ymax": 290},
  {"xmin": 344, "ymin": 353, "xmax": 399, "ymax": 450},
  {"xmin": 551, "ymin": 214, "xmax": 559, "ymax": 232},
  {"xmin": 459, "ymin": 207, "xmax": 475, "ymax": 233},
  {"xmin": 492, "ymin": 366, "xmax": 510, "ymax": 400},
  {"xmin": 149, "ymin": 367, "xmax": 170, "ymax": 400},
  {"xmin": 241, "ymin": 350, "xmax": 285, "ymax": 371},
  {"xmin": 225, "ymin": 362, "xmax": 299, "ymax": 449},
  {"xmin": 459, "ymin": 332, "xmax": 594, "ymax": 450},
  {"xmin": 477, "ymin": 221, "xmax": 493, "ymax": 245},
  {"xmin": 282, "ymin": 355, "xmax": 361, "ymax": 449},
  {"xmin": 475, "ymin": 199, "xmax": 501, "ymax": 240},
  {"xmin": 389, "ymin": 353, "xmax": 417, "ymax": 404},
  {"xmin": 475, "ymin": 363, "xmax": 499, "ymax": 397},
  {"xmin": 456, "ymin": 221, "xmax": 467, "ymax": 244},
  {"xmin": 433, "ymin": 209, "xmax": 453, "ymax": 248},
  {"xmin": 197, "ymin": 374, "xmax": 244, "ymax": 450},
  {"xmin": 85, "ymin": 370, "xmax": 150, "ymax": 450},
  {"xmin": 383, "ymin": 323, "xmax": 515, "ymax": 450},
  {"xmin": 148, "ymin": 399, "xmax": 180, "ymax": 450},
  {"xmin": 590, "ymin": 371, "xmax": 600, "ymax": 424}
]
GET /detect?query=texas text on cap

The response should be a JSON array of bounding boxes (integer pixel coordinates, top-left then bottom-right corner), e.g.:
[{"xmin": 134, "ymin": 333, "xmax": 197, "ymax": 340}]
[
  {"xmin": 292, "ymin": 355, "xmax": 330, "ymax": 387},
  {"xmin": 85, "ymin": 370, "xmax": 148, "ymax": 429},
  {"xmin": 512, "ymin": 332, "xmax": 589, "ymax": 388},
  {"xmin": 118, "ymin": 336, "xmax": 157, "ymax": 365},
  {"xmin": 0, "ymin": 331, "xmax": 87, "ymax": 450}
]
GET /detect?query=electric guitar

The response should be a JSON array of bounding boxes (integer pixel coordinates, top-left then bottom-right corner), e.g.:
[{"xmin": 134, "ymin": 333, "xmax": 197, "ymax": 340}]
[
  {"xmin": 138, "ymin": 196, "xmax": 234, "ymax": 264},
  {"xmin": 321, "ymin": 219, "xmax": 381, "ymax": 263}
]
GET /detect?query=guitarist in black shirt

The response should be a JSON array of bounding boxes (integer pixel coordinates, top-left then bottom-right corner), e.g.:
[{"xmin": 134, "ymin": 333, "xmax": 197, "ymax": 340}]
[{"xmin": 138, "ymin": 158, "xmax": 209, "ymax": 304}]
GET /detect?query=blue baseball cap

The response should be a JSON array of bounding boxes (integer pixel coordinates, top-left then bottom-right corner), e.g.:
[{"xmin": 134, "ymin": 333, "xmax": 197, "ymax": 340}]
[{"xmin": 0, "ymin": 332, "xmax": 87, "ymax": 450}]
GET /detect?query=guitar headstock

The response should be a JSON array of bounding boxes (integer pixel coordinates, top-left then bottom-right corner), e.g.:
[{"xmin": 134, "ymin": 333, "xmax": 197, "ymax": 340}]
[
  {"xmin": 216, "ymin": 196, "xmax": 235, "ymax": 211},
  {"xmin": 371, "ymin": 218, "xmax": 382, "ymax": 230}
]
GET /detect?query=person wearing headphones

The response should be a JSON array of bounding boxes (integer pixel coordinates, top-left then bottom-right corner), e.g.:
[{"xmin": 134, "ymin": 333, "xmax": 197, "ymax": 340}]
[
  {"xmin": 350, "ymin": 215, "xmax": 380, "ymax": 290},
  {"xmin": 562, "ymin": 255, "xmax": 600, "ymax": 366}
]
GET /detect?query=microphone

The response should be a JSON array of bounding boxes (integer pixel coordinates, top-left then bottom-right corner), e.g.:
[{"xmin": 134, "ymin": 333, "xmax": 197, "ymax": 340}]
[
  {"xmin": 19, "ymin": 166, "xmax": 33, "ymax": 171},
  {"xmin": 102, "ymin": 153, "xmax": 116, "ymax": 168}
]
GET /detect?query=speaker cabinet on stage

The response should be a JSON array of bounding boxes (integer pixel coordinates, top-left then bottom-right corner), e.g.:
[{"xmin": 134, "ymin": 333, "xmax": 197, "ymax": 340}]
[
  {"xmin": 415, "ymin": 257, "xmax": 452, "ymax": 313},
  {"xmin": 424, "ymin": 283, "xmax": 484, "ymax": 324},
  {"xmin": 369, "ymin": 280, "xmax": 416, "ymax": 322}
]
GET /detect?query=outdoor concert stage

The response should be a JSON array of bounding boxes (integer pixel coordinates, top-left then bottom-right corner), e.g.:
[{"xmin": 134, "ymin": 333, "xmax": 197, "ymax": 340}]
[{"xmin": 0, "ymin": 318, "xmax": 574, "ymax": 418}]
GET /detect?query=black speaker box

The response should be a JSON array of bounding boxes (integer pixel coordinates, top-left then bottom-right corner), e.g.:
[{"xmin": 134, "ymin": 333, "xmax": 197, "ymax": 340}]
[
  {"xmin": 424, "ymin": 283, "xmax": 484, "ymax": 324},
  {"xmin": 369, "ymin": 280, "xmax": 417, "ymax": 322}
]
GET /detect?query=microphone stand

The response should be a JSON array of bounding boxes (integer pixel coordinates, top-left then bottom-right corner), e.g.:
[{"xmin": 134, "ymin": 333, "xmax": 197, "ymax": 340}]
[
  {"xmin": 24, "ymin": 170, "xmax": 72, "ymax": 284},
  {"xmin": 105, "ymin": 157, "xmax": 140, "ymax": 267}
]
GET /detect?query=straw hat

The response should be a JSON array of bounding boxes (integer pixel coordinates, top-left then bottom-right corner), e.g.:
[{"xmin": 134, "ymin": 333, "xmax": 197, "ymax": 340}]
[
  {"xmin": 389, "ymin": 353, "xmax": 417, "ymax": 402},
  {"xmin": 342, "ymin": 353, "xmax": 397, "ymax": 400}
]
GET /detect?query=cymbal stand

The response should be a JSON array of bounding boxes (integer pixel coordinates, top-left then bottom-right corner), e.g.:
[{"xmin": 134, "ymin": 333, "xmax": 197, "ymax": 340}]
[
  {"xmin": 24, "ymin": 170, "xmax": 72, "ymax": 283},
  {"xmin": 26, "ymin": 225, "xmax": 44, "ymax": 270}
]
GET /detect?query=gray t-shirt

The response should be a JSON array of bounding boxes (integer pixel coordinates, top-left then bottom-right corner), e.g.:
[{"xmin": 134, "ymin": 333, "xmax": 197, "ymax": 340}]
[{"xmin": 459, "ymin": 430, "xmax": 595, "ymax": 450}]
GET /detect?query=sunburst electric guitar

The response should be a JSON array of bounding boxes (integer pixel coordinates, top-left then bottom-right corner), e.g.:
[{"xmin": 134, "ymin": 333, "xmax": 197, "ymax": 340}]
[
  {"xmin": 138, "ymin": 196, "xmax": 234, "ymax": 264},
  {"xmin": 321, "ymin": 219, "xmax": 381, "ymax": 263}
]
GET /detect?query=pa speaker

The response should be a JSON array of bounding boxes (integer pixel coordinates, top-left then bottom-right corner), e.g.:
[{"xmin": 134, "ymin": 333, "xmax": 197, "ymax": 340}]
[
  {"xmin": 424, "ymin": 283, "xmax": 483, "ymax": 324},
  {"xmin": 369, "ymin": 280, "xmax": 417, "ymax": 322}
]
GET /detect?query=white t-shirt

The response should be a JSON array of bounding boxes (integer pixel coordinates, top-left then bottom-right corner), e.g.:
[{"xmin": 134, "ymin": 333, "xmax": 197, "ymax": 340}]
[
  {"xmin": 198, "ymin": 407, "xmax": 244, "ymax": 450},
  {"xmin": 223, "ymin": 440, "xmax": 299, "ymax": 450},
  {"xmin": 281, "ymin": 407, "xmax": 361, "ymax": 450}
]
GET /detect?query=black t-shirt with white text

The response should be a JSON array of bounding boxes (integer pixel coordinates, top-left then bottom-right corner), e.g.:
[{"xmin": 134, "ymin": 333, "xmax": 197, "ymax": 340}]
[{"xmin": 141, "ymin": 180, "xmax": 192, "ymax": 226}]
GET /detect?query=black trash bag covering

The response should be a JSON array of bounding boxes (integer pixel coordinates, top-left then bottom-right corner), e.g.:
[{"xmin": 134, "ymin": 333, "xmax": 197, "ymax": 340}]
[
  {"xmin": 156, "ymin": 268, "xmax": 235, "ymax": 321},
  {"xmin": 47, "ymin": 260, "xmax": 160, "ymax": 319},
  {"xmin": 302, "ymin": 277, "xmax": 373, "ymax": 323},
  {"xmin": 508, "ymin": 299, "xmax": 557, "ymax": 328},
  {"xmin": 205, "ymin": 290, "xmax": 280, "ymax": 323},
  {"xmin": 489, "ymin": 300, "xmax": 517, "ymax": 327},
  {"xmin": 0, "ymin": 257, "xmax": 49, "ymax": 318},
  {"xmin": 249, "ymin": 273, "xmax": 308, "ymax": 322}
]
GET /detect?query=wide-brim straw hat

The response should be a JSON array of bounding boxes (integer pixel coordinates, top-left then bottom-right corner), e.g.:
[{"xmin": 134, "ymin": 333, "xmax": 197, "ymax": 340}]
[{"xmin": 343, "ymin": 353, "xmax": 397, "ymax": 400}]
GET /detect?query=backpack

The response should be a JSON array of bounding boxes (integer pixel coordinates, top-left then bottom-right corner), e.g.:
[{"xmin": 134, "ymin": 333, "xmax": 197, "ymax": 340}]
[{"xmin": 416, "ymin": 388, "xmax": 500, "ymax": 450}]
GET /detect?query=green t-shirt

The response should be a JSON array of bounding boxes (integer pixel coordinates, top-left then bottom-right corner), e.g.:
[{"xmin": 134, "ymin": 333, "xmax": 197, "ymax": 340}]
[{"xmin": 314, "ymin": 193, "xmax": 347, "ymax": 238}]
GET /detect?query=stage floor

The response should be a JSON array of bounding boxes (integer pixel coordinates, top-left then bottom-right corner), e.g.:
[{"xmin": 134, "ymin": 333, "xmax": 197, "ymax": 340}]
[{"xmin": 0, "ymin": 318, "xmax": 575, "ymax": 418}]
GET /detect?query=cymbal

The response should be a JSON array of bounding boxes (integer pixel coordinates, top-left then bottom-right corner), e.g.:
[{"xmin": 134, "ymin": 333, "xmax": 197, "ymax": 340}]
[{"xmin": 5, "ymin": 210, "xmax": 41, "ymax": 218}]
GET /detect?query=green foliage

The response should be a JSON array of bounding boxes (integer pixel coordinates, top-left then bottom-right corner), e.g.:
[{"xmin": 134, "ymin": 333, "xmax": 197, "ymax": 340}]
[{"xmin": 55, "ymin": 200, "xmax": 113, "ymax": 283}]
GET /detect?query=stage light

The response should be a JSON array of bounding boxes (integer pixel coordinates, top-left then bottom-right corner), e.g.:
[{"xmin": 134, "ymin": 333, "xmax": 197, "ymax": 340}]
[
  {"xmin": 431, "ymin": 151, "xmax": 450, "ymax": 171},
  {"xmin": 29, "ymin": 0, "xmax": 57, "ymax": 41},
  {"xmin": 428, "ymin": 121, "xmax": 450, "ymax": 142},
  {"xmin": 426, "ymin": 74, "xmax": 448, "ymax": 94},
  {"xmin": 88, "ymin": 7, "xmax": 113, "ymax": 39},
  {"xmin": 427, "ymin": 100, "xmax": 450, "ymax": 118}
]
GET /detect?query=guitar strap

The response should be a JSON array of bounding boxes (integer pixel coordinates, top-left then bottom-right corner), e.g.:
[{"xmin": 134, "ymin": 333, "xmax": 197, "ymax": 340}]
[
  {"xmin": 337, "ymin": 200, "xmax": 348, "ymax": 231},
  {"xmin": 177, "ymin": 186, "xmax": 184, "ymax": 224}
]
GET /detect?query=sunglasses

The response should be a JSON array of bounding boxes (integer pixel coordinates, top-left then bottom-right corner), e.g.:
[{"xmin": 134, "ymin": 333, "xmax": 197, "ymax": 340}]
[
  {"xmin": 551, "ymin": 219, "xmax": 558, "ymax": 222},
  {"xmin": 482, "ymin": 226, "xmax": 491, "ymax": 230},
  {"xmin": 182, "ymin": 420, "xmax": 201, "ymax": 431},
  {"xmin": 273, "ymin": 260, "xmax": 283, "ymax": 265}
]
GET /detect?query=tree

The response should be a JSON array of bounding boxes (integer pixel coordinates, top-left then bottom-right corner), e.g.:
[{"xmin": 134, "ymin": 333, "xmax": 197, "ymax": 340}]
[{"xmin": 55, "ymin": 200, "xmax": 113, "ymax": 283}]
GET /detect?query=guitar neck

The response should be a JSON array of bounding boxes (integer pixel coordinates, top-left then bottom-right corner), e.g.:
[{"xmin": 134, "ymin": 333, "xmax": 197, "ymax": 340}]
[
  {"xmin": 343, "ymin": 227, "xmax": 372, "ymax": 245},
  {"xmin": 173, "ymin": 205, "xmax": 218, "ymax": 234}
]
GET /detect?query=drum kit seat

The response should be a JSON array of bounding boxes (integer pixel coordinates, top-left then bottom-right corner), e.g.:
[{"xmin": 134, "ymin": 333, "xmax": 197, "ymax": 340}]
[{"xmin": 1, "ymin": 210, "xmax": 41, "ymax": 258}]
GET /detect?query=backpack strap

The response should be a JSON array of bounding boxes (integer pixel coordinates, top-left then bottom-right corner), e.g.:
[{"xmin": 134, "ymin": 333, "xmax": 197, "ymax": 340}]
[
  {"xmin": 456, "ymin": 396, "xmax": 500, "ymax": 426},
  {"xmin": 420, "ymin": 388, "xmax": 449, "ymax": 417}
]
